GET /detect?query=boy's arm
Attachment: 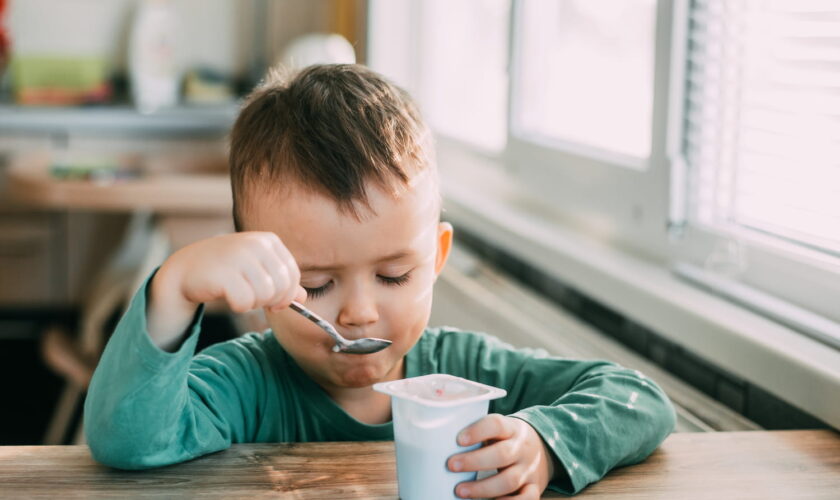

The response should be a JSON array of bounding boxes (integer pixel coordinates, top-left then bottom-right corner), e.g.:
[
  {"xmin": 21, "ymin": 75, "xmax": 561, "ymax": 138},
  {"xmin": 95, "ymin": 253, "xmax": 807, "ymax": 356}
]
[
  {"xmin": 441, "ymin": 330, "xmax": 677, "ymax": 495},
  {"xmin": 86, "ymin": 232, "xmax": 304, "ymax": 469},
  {"xmin": 84, "ymin": 271, "xmax": 259, "ymax": 469}
]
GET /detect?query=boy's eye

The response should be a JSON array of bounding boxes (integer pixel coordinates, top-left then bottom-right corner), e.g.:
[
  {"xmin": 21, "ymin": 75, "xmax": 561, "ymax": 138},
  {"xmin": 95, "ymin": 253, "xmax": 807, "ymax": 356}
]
[
  {"xmin": 303, "ymin": 281, "xmax": 333, "ymax": 299},
  {"xmin": 302, "ymin": 272, "xmax": 412, "ymax": 300},
  {"xmin": 377, "ymin": 271, "xmax": 412, "ymax": 286}
]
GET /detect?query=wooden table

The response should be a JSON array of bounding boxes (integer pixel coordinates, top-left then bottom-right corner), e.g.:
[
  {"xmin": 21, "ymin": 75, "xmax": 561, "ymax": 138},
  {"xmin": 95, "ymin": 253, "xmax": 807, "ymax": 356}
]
[{"xmin": 1, "ymin": 430, "xmax": 838, "ymax": 499}]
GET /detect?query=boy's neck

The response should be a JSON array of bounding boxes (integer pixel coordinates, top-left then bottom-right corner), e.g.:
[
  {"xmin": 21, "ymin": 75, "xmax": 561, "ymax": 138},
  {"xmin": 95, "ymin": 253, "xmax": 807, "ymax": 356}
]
[{"xmin": 324, "ymin": 358, "xmax": 405, "ymax": 425}]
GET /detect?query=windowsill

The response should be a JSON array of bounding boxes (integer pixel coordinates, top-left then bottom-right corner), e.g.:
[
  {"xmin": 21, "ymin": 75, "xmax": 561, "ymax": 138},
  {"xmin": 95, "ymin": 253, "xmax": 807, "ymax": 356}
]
[{"xmin": 438, "ymin": 142, "xmax": 840, "ymax": 430}]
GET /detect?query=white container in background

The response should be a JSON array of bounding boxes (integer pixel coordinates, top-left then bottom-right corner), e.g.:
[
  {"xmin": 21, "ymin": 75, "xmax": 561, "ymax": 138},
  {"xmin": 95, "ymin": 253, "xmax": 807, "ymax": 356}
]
[
  {"xmin": 373, "ymin": 374, "xmax": 507, "ymax": 500},
  {"xmin": 129, "ymin": 0, "xmax": 179, "ymax": 113}
]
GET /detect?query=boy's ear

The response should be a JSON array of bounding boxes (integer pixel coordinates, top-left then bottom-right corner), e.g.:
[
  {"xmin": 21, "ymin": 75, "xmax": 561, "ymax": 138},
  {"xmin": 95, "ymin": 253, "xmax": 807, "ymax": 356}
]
[{"xmin": 434, "ymin": 222, "xmax": 454, "ymax": 276}]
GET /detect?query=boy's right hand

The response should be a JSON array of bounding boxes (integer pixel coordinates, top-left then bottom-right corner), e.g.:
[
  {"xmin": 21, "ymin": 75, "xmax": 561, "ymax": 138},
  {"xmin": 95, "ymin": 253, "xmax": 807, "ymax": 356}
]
[{"xmin": 147, "ymin": 232, "xmax": 307, "ymax": 351}]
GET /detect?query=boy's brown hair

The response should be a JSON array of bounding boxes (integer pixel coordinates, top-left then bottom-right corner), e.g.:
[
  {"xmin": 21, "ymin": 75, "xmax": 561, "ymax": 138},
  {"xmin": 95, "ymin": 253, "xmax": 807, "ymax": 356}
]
[{"xmin": 229, "ymin": 64, "xmax": 433, "ymax": 231}]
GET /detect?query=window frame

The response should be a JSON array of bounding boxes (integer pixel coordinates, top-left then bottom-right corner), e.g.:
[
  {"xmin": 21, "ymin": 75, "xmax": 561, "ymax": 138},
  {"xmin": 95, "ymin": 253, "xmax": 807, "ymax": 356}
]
[
  {"xmin": 502, "ymin": 0, "xmax": 675, "ymax": 262},
  {"xmin": 367, "ymin": 0, "xmax": 511, "ymax": 157},
  {"xmin": 668, "ymin": 0, "xmax": 840, "ymax": 327},
  {"xmin": 368, "ymin": 0, "xmax": 840, "ymax": 342}
]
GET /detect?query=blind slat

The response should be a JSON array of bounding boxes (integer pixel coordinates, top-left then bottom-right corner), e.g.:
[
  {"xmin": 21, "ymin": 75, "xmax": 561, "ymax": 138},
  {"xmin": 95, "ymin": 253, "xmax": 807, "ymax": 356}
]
[{"xmin": 682, "ymin": 0, "xmax": 840, "ymax": 257}]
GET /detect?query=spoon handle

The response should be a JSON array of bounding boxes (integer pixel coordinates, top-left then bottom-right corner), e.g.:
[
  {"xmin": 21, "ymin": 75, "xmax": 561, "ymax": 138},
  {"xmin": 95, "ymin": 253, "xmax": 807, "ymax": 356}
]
[{"xmin": 288, "ymin": 301, "xmax": 344, "ymax": 346}]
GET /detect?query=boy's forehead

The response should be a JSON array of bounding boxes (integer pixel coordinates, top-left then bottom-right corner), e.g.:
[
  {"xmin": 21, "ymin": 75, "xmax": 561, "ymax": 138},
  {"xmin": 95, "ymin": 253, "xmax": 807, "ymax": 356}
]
[{"xmin": 244, "ymin": 171, "xmax": 440, "ymax": 266}]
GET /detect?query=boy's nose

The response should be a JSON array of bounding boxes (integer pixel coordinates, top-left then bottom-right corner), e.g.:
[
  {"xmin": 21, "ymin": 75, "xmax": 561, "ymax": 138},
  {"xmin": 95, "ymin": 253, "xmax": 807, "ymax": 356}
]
[{"xmin": 337, "ymin": 291, "xmax": 379, "ymax": 330}]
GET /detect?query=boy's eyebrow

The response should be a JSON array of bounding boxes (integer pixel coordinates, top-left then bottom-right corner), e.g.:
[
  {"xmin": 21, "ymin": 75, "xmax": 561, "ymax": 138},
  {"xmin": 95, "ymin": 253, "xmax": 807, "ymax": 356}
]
[{"xmin": 299, "ymin": 250, "xmax": 414, "ymax": 272}]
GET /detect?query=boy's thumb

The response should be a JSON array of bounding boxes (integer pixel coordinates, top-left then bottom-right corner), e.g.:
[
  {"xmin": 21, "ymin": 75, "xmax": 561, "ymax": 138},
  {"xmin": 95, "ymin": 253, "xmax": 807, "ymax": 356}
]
[{"xmin": 294, "ymin": 285, "xmax": 308, "ymax": 303}]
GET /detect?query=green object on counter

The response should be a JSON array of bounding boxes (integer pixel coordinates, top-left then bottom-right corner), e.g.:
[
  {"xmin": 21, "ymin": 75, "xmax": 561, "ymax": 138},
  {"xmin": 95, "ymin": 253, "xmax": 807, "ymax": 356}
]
[
  {"xmin": 50, "ymin": 154, "xmax": 142, "ymax": 182},
  {"xmin": 12, "ymin": 55, "xmax": 107, "ymax": 89},
  {"xmin": 11, "ymin": 55, "xmax": 110, "ymax": 104}
]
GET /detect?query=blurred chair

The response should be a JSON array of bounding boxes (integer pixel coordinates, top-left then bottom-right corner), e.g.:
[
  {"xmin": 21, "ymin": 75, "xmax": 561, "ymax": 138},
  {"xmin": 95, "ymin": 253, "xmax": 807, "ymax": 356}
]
[
  {"xmin": 40, "ymin": 212, "xmax": 169, "ymax": 445},
  {"xmin": 7, "ymin": 151, "xmax": 232, "ymax": 445}
]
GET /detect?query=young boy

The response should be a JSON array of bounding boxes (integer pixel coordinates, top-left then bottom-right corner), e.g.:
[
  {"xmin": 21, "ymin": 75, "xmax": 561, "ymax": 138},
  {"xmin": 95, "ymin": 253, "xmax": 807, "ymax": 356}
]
[{"xmin": 85, "ymin": 64, "xmax": 675, "ymax": 498}]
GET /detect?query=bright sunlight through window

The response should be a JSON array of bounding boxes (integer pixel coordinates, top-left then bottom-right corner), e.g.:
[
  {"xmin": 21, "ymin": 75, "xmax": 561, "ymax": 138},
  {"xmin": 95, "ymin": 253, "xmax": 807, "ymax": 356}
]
[
  {"xmin": 513, "ymin": 0, "xmax": 656, "ymax": 160},
  {"xmin": 684, "ymin": 0, "xmax": 840, "ymax": 256},
  {"xmin": 416, "ymin": 0, "xmax": 509, "ymax": 152}
]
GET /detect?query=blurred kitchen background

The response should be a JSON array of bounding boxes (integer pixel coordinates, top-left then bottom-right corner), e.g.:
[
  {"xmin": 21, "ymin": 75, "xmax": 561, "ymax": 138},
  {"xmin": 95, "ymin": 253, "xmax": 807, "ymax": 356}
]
[{"xmin": 0, "ymin": 0, "xmax": 838, "ymax": 446}]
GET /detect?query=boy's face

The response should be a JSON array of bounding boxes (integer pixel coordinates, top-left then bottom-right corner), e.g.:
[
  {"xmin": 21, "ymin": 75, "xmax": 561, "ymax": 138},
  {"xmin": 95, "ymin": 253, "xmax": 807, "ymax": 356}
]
[{"xmin": 243, "ymin": 170, "xmax": 453, "ymax": 393}]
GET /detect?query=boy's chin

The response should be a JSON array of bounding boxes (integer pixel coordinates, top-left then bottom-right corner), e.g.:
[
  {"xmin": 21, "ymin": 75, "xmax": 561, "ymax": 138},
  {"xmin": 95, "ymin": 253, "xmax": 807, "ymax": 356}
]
[
  {"xmin": 333, "ymin": 368, "xmax": 386, "ymax": 388},
  {"xmin": 331, "ymin": 359, "xmax": 400, "ymax": 388}
]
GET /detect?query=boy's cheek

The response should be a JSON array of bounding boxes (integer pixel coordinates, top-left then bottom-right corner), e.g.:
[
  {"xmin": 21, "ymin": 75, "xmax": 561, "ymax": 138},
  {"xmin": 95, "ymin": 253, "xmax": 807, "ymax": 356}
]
[
  {"xmin": 398, "ymin": 268, "xmax": 437, "ymax": 307},
  {"xmin": 387, "ymin": 287, "xmax": 434, "ymax": 331}
]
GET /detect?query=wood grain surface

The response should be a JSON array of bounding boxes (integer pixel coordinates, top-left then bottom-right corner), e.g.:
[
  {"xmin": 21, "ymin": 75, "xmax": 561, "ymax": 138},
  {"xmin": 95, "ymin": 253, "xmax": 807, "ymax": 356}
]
[{"xmin": 0, "ymin": 430, "xmax": 838, "ymax": 499}]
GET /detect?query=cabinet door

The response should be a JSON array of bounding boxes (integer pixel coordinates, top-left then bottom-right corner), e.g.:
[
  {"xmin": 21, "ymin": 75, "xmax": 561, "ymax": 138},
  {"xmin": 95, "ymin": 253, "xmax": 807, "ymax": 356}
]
[{"xmin": 0, "ymin": 214, "xmax": 62, "ymax": 305}]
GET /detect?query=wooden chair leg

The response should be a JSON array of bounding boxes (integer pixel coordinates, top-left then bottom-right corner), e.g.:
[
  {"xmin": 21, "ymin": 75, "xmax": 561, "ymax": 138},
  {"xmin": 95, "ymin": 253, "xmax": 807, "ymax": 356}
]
[
  {"xmin": 40, "ymin": 327, "xmax": 95, "ymax": 445},
  {"xmin": 72, "ymin": 414, "xmax": 87, "ymax": 445},
  {"xmin": 41, "ymin": 326, "xmax": 95, "ymax": 388},
  {"xmin": 42, "ymin": 384, "xmax": 83, "ymax": 446}
]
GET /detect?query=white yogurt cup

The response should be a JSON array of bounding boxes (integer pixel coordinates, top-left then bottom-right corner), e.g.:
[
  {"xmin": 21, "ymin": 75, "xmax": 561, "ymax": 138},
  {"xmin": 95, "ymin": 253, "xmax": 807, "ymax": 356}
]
[{"xmin": 374, "ymin": 374, "xmax": 507, "ymax": 500}]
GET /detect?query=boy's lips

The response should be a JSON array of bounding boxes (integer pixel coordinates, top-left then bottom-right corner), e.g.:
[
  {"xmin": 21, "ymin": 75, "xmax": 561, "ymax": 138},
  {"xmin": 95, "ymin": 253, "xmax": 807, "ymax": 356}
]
[
  {"xmin": 331, "ymin": 349, "xmax": 388, "ymax": 364},
  {"xmin": 337, "ymin": 330, "xmax": 389, "ymax": 342}
]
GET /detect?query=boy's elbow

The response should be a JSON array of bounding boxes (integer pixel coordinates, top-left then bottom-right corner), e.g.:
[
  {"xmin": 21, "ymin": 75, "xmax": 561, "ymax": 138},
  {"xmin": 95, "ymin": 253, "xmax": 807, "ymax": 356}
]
[
  {"xmin": 84, "ymin": 415, "xmax": 181, "ymax": 470},
  {"xmin": 645, "ymin": 376, "xmax": 678, "ymax": 436},
  {"xmin": 635, "ymin": 374, "xmax": 677, "ymax": 456},
  {"xmin": 600, "ymin": 364, "xmax": 677, "ymax": 443},
  {"xmin": 87, "ymin": 437, "xmax": 153, "ymax": 470},
  {"xmin": 86, "ymin": 426, "xmax": 168, "ymax": 470},
  {"xmin": 84, "ymin": 410, "xmax": 229, "ymax": 470},
  {"xmin": 662, "ymin": 396, "xmax": 678, "ymax": 434},
  {"xmin": 597, "ymin": 363, "xmax": 678, "ymax": 431}
]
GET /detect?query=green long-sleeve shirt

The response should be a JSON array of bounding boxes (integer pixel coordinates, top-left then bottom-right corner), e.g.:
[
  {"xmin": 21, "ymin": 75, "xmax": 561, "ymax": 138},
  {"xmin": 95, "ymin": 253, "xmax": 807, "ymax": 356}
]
[{"xmin": 84, "ymin": 274, "xmax": 676, "ymax": 495}]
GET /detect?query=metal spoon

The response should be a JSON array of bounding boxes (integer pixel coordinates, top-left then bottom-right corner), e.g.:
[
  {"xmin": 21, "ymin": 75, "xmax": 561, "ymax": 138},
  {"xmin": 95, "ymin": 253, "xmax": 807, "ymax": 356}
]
[{"xmin": 288, "ymin": 301, "xmax": 392, "ymax": 354}]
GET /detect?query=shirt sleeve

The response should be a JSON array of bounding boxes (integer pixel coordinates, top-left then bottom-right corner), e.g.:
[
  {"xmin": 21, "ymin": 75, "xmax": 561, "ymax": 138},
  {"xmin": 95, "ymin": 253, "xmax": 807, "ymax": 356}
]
[
  {"xmin": 84, "ymin": 270, "xmax": 261, "ymax": 470},
  {"xmin": 434, "ymin": 329, "xmax": 677, "ymax": 495}
]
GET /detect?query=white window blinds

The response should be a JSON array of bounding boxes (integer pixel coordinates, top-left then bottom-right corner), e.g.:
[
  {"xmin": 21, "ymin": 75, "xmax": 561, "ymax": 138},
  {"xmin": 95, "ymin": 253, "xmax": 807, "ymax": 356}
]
[{"xmin": 682, "ymin": 0, "xmax": 840, "ymax": 257}]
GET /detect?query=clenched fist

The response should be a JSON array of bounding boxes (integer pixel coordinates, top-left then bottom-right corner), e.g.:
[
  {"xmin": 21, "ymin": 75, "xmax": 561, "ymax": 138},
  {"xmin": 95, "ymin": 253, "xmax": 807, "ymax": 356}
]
[{"xmin": 147, "ymin": 232, "xmax": 307, "ymax": 351}]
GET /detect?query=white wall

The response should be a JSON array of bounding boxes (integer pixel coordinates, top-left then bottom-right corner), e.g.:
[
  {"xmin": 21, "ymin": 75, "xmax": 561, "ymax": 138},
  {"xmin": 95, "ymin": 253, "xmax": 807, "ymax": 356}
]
[{"xmin": 6, "ymin": 0, "xmax": 348, "ymax": 80}]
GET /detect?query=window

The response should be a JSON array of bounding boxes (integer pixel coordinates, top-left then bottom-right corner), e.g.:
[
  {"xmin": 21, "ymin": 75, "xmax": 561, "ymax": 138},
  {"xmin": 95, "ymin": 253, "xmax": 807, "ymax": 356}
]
[
  {"xmin": 513, "ymin": 0, "xmax": 657, "ymax": 160},
  {"xmin": 676, "ymin": 0, "xmax": 840, "ymax": 337},
  {"xmin": 682, "ymin": 0, "xmax": 840, "ymax": 258},
  {"xmin": 368, "ymin": 0, "xmax": 509, "ymax": 153},
  {"xmin": 370, "ymin": 0, "xmax": 672, "ymax": 256},
  {"xmin": 368, "ymin": 0, "xmax": 840, "ymax": 343}
]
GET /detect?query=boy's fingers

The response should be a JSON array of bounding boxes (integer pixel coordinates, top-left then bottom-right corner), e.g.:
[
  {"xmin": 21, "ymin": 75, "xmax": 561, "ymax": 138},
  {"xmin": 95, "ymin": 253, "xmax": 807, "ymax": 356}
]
[
  {"xmin": 224, "ymin": 274, "xmax": 257, "ymax": 313},
  {"xmin": 258, "ymin": 253, "xmax": 290, "ymax": 308},
  {"xmin": 267, "ymin": 283, "xmax": 303, "ymax": 313},
  {"xmin": 279, "ymin": 249, "xmax": 301, "ymax": 287},
  {"xmin": 255, "ymin": 248, "xmax": 303, "ymax": 311},
  {"xmin": 241, "ymin": 260, "xmax": 276, "ymax": 305},
  {"xmin": 268, "ymin": 234, "xmax": 299, "ymax": 274},
  {"xmin": 458, "ymin": 414, "xmax": 516, "ymax": 446},
  {"xmin": 278, "ymin": 266, "xmax": 302, "ymax": 308},
  {"xmin": 455, "ymin": 465, "xmax": 526, "ymax": 499},
  {"xmin": 448, "ymin": 439, "xmax": 518, "ymax": 472},
  {"xmin": 268, "ymin": 241, "xmax": 303, "ymax": 308},
  {"xmin": 255, "ymin": 252, "xmax": 292, "ymax": 308},
  {"xmin": 258, "ymin": 233, "xmax": 303, "ymax": 310}
]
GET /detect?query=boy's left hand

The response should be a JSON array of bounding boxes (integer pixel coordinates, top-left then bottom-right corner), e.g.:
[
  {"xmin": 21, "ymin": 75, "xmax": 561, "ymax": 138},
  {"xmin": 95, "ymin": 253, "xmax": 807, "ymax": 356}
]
[{"xmin": 447, "ymin": 414, "xmax": 555, "ymax": 499}]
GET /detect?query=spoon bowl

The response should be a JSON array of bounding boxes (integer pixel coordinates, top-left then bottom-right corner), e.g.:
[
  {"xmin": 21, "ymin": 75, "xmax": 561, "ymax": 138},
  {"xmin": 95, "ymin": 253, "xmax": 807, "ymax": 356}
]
[{"xmin": 288, "ymin": 301, "xmax": 392, "ymax": 354}]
